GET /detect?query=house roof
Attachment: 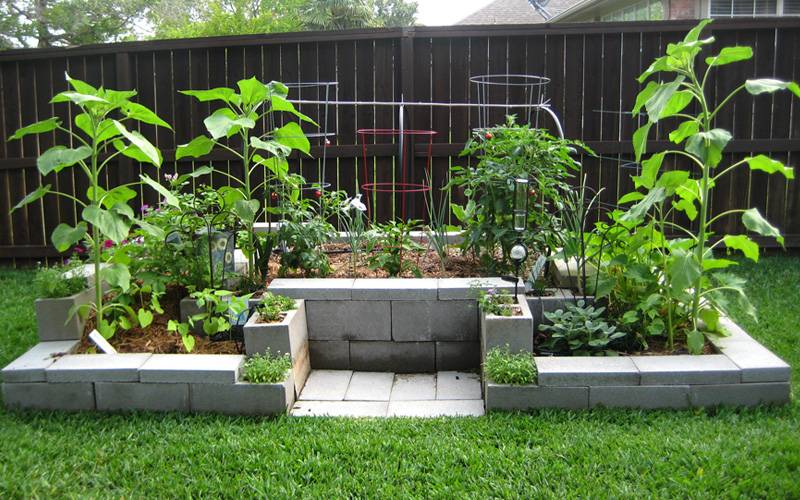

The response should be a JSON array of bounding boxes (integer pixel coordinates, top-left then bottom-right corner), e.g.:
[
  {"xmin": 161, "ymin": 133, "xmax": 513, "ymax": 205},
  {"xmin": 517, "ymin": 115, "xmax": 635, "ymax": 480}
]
[{"xmin": 455, "ymin": 0, "xmax": 582, "ymax": 25}]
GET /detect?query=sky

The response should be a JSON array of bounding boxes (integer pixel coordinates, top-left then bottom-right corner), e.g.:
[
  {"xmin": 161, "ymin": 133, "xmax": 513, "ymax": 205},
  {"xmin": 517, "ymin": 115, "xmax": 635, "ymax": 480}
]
[{"xmin": 415, "ymin": 0, "xmax": 496, "ymax": 26}]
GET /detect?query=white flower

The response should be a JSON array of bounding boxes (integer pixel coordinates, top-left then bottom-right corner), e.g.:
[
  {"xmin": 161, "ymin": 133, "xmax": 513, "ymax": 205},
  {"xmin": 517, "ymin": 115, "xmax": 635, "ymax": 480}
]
[{"xmin": 346, "ymin": 193, "xmax": 367, "ymax": 212}]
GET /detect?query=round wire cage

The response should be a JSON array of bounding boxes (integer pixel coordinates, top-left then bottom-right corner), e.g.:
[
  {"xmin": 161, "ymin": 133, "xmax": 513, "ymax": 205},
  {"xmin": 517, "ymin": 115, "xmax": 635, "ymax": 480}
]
[
  {"xmin": 357, "ymin": 128, "xmax": 437, "ymax": 221},
  {"xmin": 470, "ymin": 74, "xmax": 551, "ymax": 131}
]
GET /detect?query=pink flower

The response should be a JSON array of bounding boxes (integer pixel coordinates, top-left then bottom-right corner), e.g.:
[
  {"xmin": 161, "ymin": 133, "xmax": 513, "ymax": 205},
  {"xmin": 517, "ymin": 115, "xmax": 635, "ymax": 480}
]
[
  {"xmin": 74, "ymin": 246, "xmax": 85, "ymax": 255},
  {"xmin": 140, "ymin": 204, "xmax": 150, "ymax": 213},
  {"xmin": 103, "ymin": 240, "xmax": 114, "ymax": 249}
]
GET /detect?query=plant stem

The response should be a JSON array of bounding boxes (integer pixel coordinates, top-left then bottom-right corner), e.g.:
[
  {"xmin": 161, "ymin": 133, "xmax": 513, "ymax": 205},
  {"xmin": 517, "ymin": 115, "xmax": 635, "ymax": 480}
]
[
  {"xmin": 90, "ymin": 114, "xmax": 103, "ymax": 323},
  {"xmin": 690, "ymin": 75, "xmax": 712, "ymax": 332}
]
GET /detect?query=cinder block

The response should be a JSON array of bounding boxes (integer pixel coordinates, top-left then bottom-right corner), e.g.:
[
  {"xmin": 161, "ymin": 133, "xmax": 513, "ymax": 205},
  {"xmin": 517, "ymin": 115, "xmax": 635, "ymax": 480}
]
[
  {"xmin": 3, "ymin": 382, "xmax": 95, "ymax": 411},
  {"xmin": 1, "ymin": 341, "xmax": 79, "ymax": 383},
  {"xmin": 268, "ymin": 278, "xmax": 354, "ymax": 300},
  {"xmin": 139, "ymin": 354, "xmax": 244, "ymax": 384},
  {"xmin": 632, "ymin": 355, "xmax": 741, "ymax": 385},
  {"xmin": 306, "ymin": 300, "xmax": 390, "ymax": 341},
  {"xmin": 690, "ymin": 382, "xmax": 791, "ymax": 407},
  {"xmin": 95, "ymin": 382, "xmax": 189, "ymax": 412},
  {"xmin": 481, "ymin": 297, "xmax": 534, "ymax": 355},
  {"xmin": 485, "ymin": 384, "xmax": 589, "ymax": 411},
  {"xmin": 435, "ymin": 342, "xmax": 480, "ymax": 371},
  {"xmin": 292, "ymin": 341, "xmax": 311, "ymax": 396},
  {"xmin": 350, "ymin": 341, "xmax": 435, "ymax": 373},
  {"xmin": 45, "ymin": 353, "xmax": 152, "ymax": 383},
  {"xmin": 244, "ymin": 300, "xmax": 307, "ymax": 358},
  {"xmin": 717, "ymin": 343, "xmax": 791, "ymax": 383},
  {"xmin": 590, "ymin": 385, "xmax": 691, "ymax": 409},
  {"xmin": 308, "ymin": 341, "xmax": 350, "ymax": 369},
  {"xmin": 35, "ymin": 287, "xmax": 94, "ymax": 341},
  {"xmin": 392, "ymin": 301, "xmax": 478, "ymax": 342},
  {"xmin": 351, "ymin": 278, "xmax": 438, "ymax": 300},
  {"xmin": 437, "ymin": 277, "xmax": 517, "ymax": 300},
  {"xmin": 550, "ymin": 258, "xmax": 597, "ymax": 290},
  {"xmin": 527, "ymin": 289, "xmax": 576, "ymax": 327},
  {"xmin": 191, "ymin": 375, "xmax": 295, "ymax": 416},
  {"xmin": 536, "ymin": 356, "xmax": 640, "ymax": 386}
]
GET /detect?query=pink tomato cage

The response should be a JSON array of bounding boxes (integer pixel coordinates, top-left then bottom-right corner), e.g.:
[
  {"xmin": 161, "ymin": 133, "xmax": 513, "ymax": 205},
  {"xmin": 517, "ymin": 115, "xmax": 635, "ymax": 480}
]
[{"xmin": 357, "ymin": 128, "xmax": 437, "ymax": 221}]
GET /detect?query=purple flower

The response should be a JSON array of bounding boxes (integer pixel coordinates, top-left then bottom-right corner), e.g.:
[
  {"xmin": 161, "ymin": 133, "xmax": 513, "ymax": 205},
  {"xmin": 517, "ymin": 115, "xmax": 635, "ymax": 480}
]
[
  {"xmin": 103, "ymin": 240, "xmax": 114, "ymax": 249},
  {"xmin": 140, "ymin": 204, "xmax": 150, "ymax": 213}
]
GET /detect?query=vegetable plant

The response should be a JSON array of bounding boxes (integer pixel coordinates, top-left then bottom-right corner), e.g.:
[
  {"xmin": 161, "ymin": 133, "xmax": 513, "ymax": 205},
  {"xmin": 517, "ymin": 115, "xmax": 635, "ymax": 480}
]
[
  {"xmin": 176, "ymin": 77, "xmax": 315, "ymax": 288},
  {"xmin": 167, "ymin": 289, "xmax": 251, "ymax": 352},
  {"xmin": 366, "ymin": 219, "xmax": 424, "ymax": 277},
  {"xmin": 339, "ymin": 193, "xmax": 368, "ymax": 275},
  {"xmin": 539, "ymin": 300, "xmax": 625, "ymax": 356},
  {"xmin": 242, "ymin": 350, "xmax": 292, "ymax": 384},
  {"xmin": 484, "ymin": 346, "xmax": 537, "ymax": 385},
  {"xmin": 10, "ymin": 73, "xmax": 169, "ymax": 338},
  {"xmin": 617, "ymin": 19, "xmax": 798, "ymax": 352},
  {"xmin": 276, "ymin": 193, "xmax": 336, "ymax": 277},
  {"xmin": 256, "ymin": 292, "xmax": 297, "ymax": 323}
]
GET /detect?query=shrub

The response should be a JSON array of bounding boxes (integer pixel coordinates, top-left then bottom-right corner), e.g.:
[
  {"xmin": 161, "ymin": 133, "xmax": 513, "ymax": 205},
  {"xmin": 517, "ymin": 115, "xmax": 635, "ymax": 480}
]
[
  {"xmin": 484, "ymin": 346, "xmax": 537, "ymax": 385},
  {"xmin": 539, "ymin": 300, "xmax": 626, "ymax": 356},
  {"xmin": 33, "ymin": 261, "xmax": 87, "ymax": 299},
  {"xmin": 256, "ymin": 293, "xmax": 297, "ymax": 323},
  {"xmin": 242, "ymin": 350, "xmax": 292, "ymax": 384}
]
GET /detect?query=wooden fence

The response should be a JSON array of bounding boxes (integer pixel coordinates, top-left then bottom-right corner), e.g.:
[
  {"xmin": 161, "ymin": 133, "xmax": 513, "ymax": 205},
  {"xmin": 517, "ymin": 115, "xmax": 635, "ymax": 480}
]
[{"xmin": 1, "ymin": 18, "xmax": 799, "ymax": 262}]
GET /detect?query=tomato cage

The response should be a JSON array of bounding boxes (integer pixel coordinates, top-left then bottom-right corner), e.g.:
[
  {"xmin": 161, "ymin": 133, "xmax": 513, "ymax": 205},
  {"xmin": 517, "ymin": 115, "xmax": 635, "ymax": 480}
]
[
  {"xmin": 470, "ymin": 74, "xmax": 551, "ymax": 133},
  {"xmin": 357, "ymin": 128, "xmax": 437, "ymax": 221}
]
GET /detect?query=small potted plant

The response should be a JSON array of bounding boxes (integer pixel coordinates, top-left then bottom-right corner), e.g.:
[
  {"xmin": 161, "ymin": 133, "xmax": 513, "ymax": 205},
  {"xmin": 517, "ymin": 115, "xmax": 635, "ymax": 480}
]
[
  {"xmin": 33, "ymin": 260, "xmax": 94, "ymax": 342},
  {"xmin": 479, "ymin": 288, "xmax": 533, "ymax": 356},
  {"xmin": 243, "ymin": 293, "xmax": 308, "ymax": 393}
]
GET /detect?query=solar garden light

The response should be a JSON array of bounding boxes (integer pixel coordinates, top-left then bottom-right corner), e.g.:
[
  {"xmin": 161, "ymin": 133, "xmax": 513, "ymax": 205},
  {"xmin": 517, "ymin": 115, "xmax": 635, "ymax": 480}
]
[{"xmin": 505, "ymin": 178, "xmax": 530, "ymax": 298}]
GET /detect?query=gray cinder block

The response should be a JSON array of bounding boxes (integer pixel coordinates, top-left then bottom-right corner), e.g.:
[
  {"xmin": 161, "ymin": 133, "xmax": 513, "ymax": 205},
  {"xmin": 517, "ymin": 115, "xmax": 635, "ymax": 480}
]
[
  {"xmin": 437, "ymin": 278, "xmax": 518, "ymax": 300},
  {"xmin": 350, "ymin": 341, "xmax": 435, "ymax": 373},
  {"xmin": 306, "ymin": 300, "xmax": 391, "ymax": 341},
  {"xmin": 95, "ymin": 382, "xmax": 189, "ymax": 412},
  {"xmin": 308, "ymin": 341, "xmax": 351, "ymax": 369},
  {"xmin": 589, "ymin": 385, "xmax": 691, "ymax": 409},
  {"xmin": 480, "ymin": 296, "xmax": 534, "ymax": 355},
  {"xmin": 45, "ymin": 353, "xmax": 152, "ymax": 383},
  {"xmin": 351, "ymin": 278, "xmax": 438, "ymax": 301},
  {"xmin": 535, "ymin": 356, "xmax": 640, "ymax": 386},
  {"xmin": 139, "ymin": 354, "xmax": 244, "ymax": 384},
  {"xmin": 268, "ymin": 278, "xmax": 354, "ymax": 300},
  {"xmin": 632, "ymin": 355, "xmax": 741, "ymax": 385},
  {"xmin": 3, "ymin": 382, "xmax": 95, "ymax": 411},
  {"xmin": 190, "ymin": 375, "xmax": 295, "ymax": 416},
  {"xmin": 35, "ymin": 287, "xmax": 94, "ymax": 341},
  {"xmin": 435, "ymin": 342, "xmax": 480, "ymax": 371},
  {"xmin": 690, "ymin": 382, "xmax": 790, "ymax": 407},
  {"xmin": 485, "ymin": 384, "xmax": 589, "ymax": 411},
  {"xmin": 244, "ymin": 300, "xmax": 307, "ymax": 358},
  {"xmin": 1, "ymin": 341, "xmax": 79, "ymax": 383},
  {"xmin": 392, "ymin": 300, "xmax": 478, "ymax": 342}
]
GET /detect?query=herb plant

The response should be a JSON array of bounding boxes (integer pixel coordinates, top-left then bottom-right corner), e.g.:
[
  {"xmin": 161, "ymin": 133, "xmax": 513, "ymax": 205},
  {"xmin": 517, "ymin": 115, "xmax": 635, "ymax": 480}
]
[
  {"xmin": 424, "ymin": 171, "xmax": 454, "ymax": 273},
  {"xmin": 477, "ymin": 288, "xmax": 516, "ymax": 316},
  {"xmin": 242, "ymin": 350, "xmax": 292, "ymax": 384},
  {"xmin": 33, "ymin": 260, "xmax": 87, "ymax": 299},
  {"xmin": 10, "ymin": 73, "xmax": 169, "ymax": 339},
  {"xmin": 539, "ymin": 300, "xmax": 625, "ymax": 356},
  {"xmin": 256, "ymin": 292, "xmax": 297, "ymax": 323},
  {"xmin": 614, "ymin": 19, "xmax": 798, "ymax": 352},
  {"xmin": 366, "ymin": 219, "xmax": 424, "ymax": 277},
  {"xmin": 484, "ymin": 346, "xmax": 537, "ymax": 385}
]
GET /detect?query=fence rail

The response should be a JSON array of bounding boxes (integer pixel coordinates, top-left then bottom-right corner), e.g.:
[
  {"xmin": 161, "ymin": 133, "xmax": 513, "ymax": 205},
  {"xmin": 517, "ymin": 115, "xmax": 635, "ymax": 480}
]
[{"xmin": 1, "ymin": 19, "xmax": 799, "ymax": 262}]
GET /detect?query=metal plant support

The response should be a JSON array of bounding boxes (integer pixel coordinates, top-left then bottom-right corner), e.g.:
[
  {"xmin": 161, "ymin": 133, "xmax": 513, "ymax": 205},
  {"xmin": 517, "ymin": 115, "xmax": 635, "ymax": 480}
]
[{"xmin": 470, "ymin": 74, "xmax": 551, "ymax": 132}]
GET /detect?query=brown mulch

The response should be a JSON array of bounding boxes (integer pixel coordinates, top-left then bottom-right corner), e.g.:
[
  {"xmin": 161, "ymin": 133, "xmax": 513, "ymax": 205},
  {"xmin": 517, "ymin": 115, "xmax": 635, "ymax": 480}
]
[
  {"xmin": 75, "ymin": 286, "xmax": 242, "ymax": 355},
  {"xmin": 622, "ymin": 336, "xmax": 718, "ymax": 356}
]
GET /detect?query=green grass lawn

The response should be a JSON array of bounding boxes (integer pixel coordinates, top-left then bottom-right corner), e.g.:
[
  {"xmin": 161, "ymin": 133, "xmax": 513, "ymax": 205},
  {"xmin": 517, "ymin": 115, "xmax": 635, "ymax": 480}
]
[{"xmin": 0, "ymin": 257, "xmax": 798, "ymax": 497}]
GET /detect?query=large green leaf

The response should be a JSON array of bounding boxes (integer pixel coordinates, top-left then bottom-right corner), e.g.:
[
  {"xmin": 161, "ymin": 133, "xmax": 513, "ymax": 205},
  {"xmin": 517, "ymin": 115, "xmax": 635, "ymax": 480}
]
[
  {"xmin": 672, "ymin": 198, "xmax": 697, "ymax": 221},
  {"xmin": 101, "ymin": 263, "xmax": 131, "ymax": 292},
  {"xmin": 87, "ymin": 185, "xmax": 137, "ymax": 209},
  {"xmin": 51, "ymin": 222, "xmax": 87, "ymax": 252},
  {"xmin": 633, "ymin": 152, "xmax": 664, "ymax": 189},
  {"xmin": 65, "ymin": 73, "xmax": 97, "ymax": 94},
  {"xmin": 140, "ymin": 175, "xmax": 179, "ymax": 207},
  {"xmin": 633, "ymin": 81, "xmax": 659, "ymax": 114},
  {"xmin": 657, "ymin": 90, "xmax": 693, "ymax": 121},
  {"xmin": 705, "ymin": 46, "xmax": 753, "ymax": 67},
  {"xmin": 176, "ymin": 136, "xmax": 216, "ymax": 160},
  {"xmin": 723, "ymin": 234, "xmax": 759, "ymax": 262},
  {"xmin": 37, "ymin": 145, "xmax": 92, "ymax": 175},
  {"xmin": 135, "ymin": 219, "xmax": 165, "ymax": 240},
  {"xmin": 744, "ymin": 154, "xmax": 794, "ymax": 179},
  {"xmin": 274, "ymin": 122, "xmax": 310, "ymax": 155},
  {"xmin": 669, "ymin": 120, "xmax": 699, "ymax": 144},
  {"xmin": 267, "ymin": 81, "xmax": 289, "ymax": 98},
  {"xmin": 237, "ymin": 77, "xmax": 267, "ymax": 107},
  {"xmin": 113, "ymin": 121, "xmax": 162, "ymax": 167},
  {"xmin": 632, "ymin": 122, "xmax": 652, "ymax": 162},
  {"xmin": 233, "ymin": 199, "xmax": 260, "ymax": 224},
  {"xmin": 180, "ymin": 87, "xmax": 238, "ymax": 104},
  {"xmin": 685, "ymin": 128, "xmax": 731, "ymax": 168},
  {"xmin": 270, "ymin": 95, "xmax": 317, "ymax": 125},
  {"xmin": 251, "ymin": 137, "xmax": 291, "ymax": 157},
  {"xmin": 82, "ymin": 205, "xmax": 131, "ymax": 244},
  {"xmin": 76, "ymin": 117, "xmax": 122, "ymax": 143},
  {"xmin": 254, "ymin": 155, "xmax": 289, "ymax": 180},
  {"xmin": 644, "ymin": 79, "xmax": 683, "ymax": 123},
  {"xmin": 50, "ymin": 91, "xmax": 107, "ymax": 105},
  {"xmin": 175, "ymin": 165, "xmax": 214, "ymax": 184},
  {"xmin": 12, "ymin": 184, "xmax": 51, "ymax": 213},
  {"xmin": 745, "ymin": 79, "xmax": 800, "ymax": 98},
  {"xmin": 204, "ymin": 108, "xmax": 255, "ymax": 139},
  {"xmin": 124, "ymin": 102, "xmax": 172, "ymax": 130},
  {"xmin": 655, "ymin": 170, "xmax": 690, "ymax": 194},
  {"xmin": 667, "ymin": 248, "xmax": 701, "ymax": 294},
  {"xmin": 620, "ymin": 186, "xmax": 666, "ymax": 222},
  {"xmin": 618, "ymin": 191, "xmax": 644, "ymax": 205},
  {"xmin": 10, "ymin": 118, "xmax": 60, "ymax": 141},
  {"xmin": 742, "ymin": 207, "xmax": 783, "ymax": 246}
]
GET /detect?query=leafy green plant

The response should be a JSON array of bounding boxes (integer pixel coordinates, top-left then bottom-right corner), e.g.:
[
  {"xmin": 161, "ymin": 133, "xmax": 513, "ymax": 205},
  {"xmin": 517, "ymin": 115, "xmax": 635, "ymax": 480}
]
[
  {"xmin": 176, "ymin": 77, "xmax": 314, "ymax": 285},
  {"xmin": 484, "ymin": 346, "xmax": 537, "ymax": 385},
  {"xmin": 525, "ymin": 255, "xmax": 548, "ymax": 296},
  {"xmin": 277, "ymin": 194, "xmax": 336, "ymax": 277},
  {"xmin": 256, "ymin": 292, "xmax": 297, "ymax": 323},
  {"xmin": 167, "ymin": 289, "xmax": 251, "ymax": 351},
  {"xmin": 366, "ymin": 219, "xmax": 423, "ymax": 277},
  {"xmin": 10, "ymin": 73, "xmax": 169, "ymax": 338},
  {"xmin": 449, "ymin": 117, "xmax": 587, "ymax": 274},
  {"xmin": 33, "ymin": 260, "xmax": 87, "ymax": 299},
  {"xmin": 477, "ymin": 287, "xmax": 516, "ymax": 317},
  {"xmin": 539, "ymin": 300, "xmax": 625, "ymax": 356},
  {"xmin": 616, "ymin": 19, "xmax": 798, "ymax": 353},
  {"xmin": 339, "ymin": 193, "xmax": 368, "ymax": 275},
  {"xmin": 242, "ymin": 349, "xmax": 292, "ymax": 384},
  {"xmin": 424, "ymin": 171, "xmax": 455, "ymax": 273}
]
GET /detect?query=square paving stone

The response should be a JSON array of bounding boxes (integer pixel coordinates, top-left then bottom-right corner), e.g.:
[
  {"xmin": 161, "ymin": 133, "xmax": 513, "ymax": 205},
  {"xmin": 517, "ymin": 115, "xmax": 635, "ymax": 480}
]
[
  {"xmin": 344, "ymin": 372, "xmax": 394, "ymax": 401},
  {"xmin": 139, "ymin": 354, "xmax": 244, "ymax": 384},
  {"xmin": 390, "ymin": 373, "xmax": 436, "ymax": 401},
  {"xmin": 436, "ymin": 371, "xmax": 482, "ymax": 400},
  {"xmin": 45, "ymin": 353, "xmax": 152, "ymax": 383},
  {"xmin": 716, "ymin": 343, "xmax": 791, "ymax": 383},
  {"xmin": 632, "ymin": 355, "xmax": 741, "ymax": 385},
  {"xmin": 299, "ymin": 370, "xmax": 353, "ymax": 401},
  {"xmin": 291, "ymin": 400, "xmax": 388, "ymax": 417},
  {"xmin": 1, "ymin": 340, "xmax": 79, "ymax": 383},
  {"xmin": 386, "ymin": 400, "xmax": 485, "ymax": 417}
]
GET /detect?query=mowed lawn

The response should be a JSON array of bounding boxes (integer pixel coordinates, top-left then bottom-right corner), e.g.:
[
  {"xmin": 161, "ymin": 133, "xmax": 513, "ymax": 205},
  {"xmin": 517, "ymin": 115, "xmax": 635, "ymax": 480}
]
[{"xmin": 0, "ymin": 257, "xmax": 798, "ymax": 498}]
